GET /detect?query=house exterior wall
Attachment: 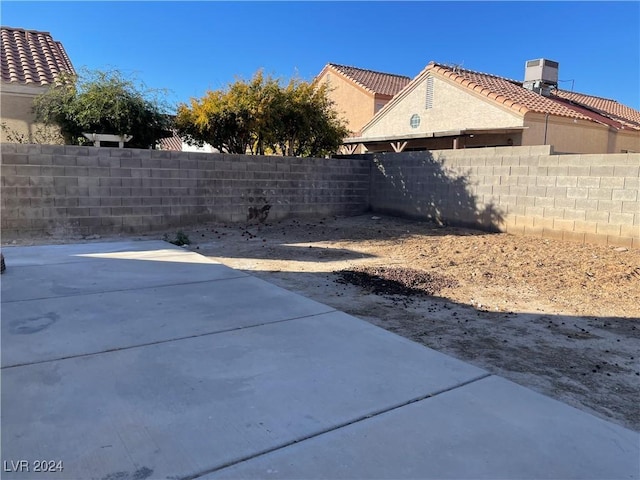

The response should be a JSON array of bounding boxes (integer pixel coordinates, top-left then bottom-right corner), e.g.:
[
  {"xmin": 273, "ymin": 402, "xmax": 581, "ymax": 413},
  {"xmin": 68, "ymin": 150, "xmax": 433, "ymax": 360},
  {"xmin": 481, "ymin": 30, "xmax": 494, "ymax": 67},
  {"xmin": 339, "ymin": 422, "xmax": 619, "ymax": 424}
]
[
  {"xmin": 361, "ymin": 74, "xmax": 523, "ymax": 138},
  {"xmin": 523, "ymin": 114, "xmax": 640, "ymax": 154},
  {"xmin": 0, "ymin": 84, "xmax": 62, "ymax": 143},
  {"xmin": 523, "ymin": 115, "xmax": 609, "ymax": 154},
  {"xmin": 373, "ymin": 94, "xmax": 393, "ymax": 115},
  {"xmin": 615, "ymin": 130, "xmax": 640, "ymax": 153},
  {"xmin": 1, "ymin": 86, "xmax": 40, "ymax": 142},
  {"xmin": 318, "ymin": 69, "xmax": 375, "ymax": 134}
]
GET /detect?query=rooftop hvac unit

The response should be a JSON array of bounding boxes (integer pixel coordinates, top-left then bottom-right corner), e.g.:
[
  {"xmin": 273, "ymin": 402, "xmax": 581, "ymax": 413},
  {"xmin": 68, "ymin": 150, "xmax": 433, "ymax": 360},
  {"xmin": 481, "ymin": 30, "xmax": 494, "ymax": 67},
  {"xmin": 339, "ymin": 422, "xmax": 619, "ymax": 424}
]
[{"xmin": 524, "ymin": 58, "xmax": 559, "ymax": 85}]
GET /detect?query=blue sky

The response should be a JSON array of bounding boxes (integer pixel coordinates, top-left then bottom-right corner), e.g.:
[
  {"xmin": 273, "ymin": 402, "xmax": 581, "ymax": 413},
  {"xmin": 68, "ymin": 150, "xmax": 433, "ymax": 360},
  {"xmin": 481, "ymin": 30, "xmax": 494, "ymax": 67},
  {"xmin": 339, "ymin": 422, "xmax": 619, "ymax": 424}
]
[{"xmin": 2, "ymin": 1, "xmax": 639, "ymax": 112}]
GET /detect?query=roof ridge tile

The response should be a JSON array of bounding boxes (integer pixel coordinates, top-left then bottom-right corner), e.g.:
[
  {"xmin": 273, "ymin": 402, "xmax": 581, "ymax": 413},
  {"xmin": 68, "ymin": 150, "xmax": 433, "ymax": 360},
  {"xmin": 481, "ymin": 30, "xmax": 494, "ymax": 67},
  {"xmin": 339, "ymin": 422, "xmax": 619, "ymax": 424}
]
[{"xmin": 328, "ymin": 63, "xmax": 410, "ymax": 79}]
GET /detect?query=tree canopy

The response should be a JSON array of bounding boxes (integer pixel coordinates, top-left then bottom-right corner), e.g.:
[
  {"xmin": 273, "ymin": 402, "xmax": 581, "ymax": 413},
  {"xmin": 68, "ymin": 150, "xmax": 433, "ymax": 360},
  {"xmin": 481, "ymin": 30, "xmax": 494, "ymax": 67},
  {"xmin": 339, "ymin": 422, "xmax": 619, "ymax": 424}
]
[
  {"xmin": 33, "ymin": 69, "xmax": 173, "ymax": 149},
  {"xmin": 175, "ymin": 71, "xmax": 349, "ymax": 157}
]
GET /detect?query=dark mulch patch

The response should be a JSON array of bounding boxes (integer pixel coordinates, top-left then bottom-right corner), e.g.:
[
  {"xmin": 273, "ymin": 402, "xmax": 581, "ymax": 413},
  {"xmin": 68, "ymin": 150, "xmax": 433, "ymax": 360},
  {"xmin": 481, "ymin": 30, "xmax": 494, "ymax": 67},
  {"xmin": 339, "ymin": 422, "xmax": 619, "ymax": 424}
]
[{"xmin": 335, "ymin": 266, "xmax": 458, "ymax": 297}]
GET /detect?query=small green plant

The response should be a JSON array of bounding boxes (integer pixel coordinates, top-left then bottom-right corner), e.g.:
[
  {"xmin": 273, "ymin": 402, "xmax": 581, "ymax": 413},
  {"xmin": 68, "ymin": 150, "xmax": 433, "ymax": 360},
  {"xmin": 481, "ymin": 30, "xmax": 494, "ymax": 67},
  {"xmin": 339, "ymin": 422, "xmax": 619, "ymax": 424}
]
[{"xmin": 163, "ymin": 230, "xmax": 191, "ymax": 246}]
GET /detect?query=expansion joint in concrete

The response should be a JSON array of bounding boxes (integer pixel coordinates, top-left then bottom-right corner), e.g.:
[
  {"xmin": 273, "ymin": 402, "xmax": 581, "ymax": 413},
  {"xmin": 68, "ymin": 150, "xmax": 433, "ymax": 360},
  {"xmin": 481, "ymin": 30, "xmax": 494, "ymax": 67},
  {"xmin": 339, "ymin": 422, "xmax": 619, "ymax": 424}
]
[
  {"xmin": 1, "ymin": 274, "xmax": 250, "ymax": 304},
  {"xmin": 1, "ymin": 310, "xmax": 336, "ymax": 370},
  {"xmin": 180, "ymin": 372, "xmax": 493, "ymax": 480}
]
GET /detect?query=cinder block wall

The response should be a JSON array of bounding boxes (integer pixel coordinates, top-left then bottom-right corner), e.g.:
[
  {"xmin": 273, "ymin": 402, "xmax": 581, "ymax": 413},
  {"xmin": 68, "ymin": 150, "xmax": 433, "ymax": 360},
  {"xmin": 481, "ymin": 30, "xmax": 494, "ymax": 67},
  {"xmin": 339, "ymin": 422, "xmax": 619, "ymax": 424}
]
[
  {"xmin": 2, "ymin": 144, "xmax": 638, "ymax": 248},
  {"xmin": 0, "ymin": 144, "xmax": 370, "ymax": 239},
  {"xmin": 368, "ymin": 146, "xmax": 640, "ymax": 248}
]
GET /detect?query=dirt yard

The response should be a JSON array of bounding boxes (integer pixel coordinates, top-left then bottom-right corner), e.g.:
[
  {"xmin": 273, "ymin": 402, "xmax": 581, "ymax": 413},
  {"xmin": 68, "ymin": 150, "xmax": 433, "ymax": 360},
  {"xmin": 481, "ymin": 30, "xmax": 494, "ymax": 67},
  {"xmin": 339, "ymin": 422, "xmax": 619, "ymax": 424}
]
[
  {"xmin": 5, "ymin": 214, "xmax": 639, "ymax": 431},
  {"xmin": 175, "ymin": 214, "xmax": 640, "ymax": 431}
]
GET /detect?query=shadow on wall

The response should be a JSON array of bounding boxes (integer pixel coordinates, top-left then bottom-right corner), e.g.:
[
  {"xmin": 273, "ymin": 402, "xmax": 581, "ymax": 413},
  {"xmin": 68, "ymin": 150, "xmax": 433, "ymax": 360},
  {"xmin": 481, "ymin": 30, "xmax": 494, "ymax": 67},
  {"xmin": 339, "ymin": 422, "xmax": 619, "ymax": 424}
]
[{"xmin": 368, "ymin": 151, "xmax": 504, "ymax": 232}]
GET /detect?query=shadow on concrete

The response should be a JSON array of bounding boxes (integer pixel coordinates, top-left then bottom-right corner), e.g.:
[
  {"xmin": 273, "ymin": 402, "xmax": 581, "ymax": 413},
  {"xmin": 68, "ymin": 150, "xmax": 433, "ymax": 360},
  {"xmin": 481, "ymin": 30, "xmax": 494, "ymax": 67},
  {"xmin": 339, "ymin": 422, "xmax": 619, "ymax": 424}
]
[{"xmin": 364, "ymin": 151, "xmax": 505, "ymax": 233}]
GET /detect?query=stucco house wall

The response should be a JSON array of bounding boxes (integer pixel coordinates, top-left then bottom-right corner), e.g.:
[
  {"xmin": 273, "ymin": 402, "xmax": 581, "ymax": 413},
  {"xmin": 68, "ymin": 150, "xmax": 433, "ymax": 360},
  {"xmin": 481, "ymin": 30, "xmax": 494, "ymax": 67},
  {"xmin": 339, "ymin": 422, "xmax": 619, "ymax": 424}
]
[
  {"xmin": 615, "ymin": 130, "xmax": 640, "ymax": 153},
  {"xmin": 522, "ymin": 114, "xmax": 638, "ymax": 154},
  {"xmin": 318, "ymin": 70, "xmax": 374, "ymax": 134},
  {"xmin": 0, "ymin": 83, "xmax": 57, "ymax": 143},
  {"xmin": 362, "ymin": 74, "xmax": 523, "ymax": 138}
]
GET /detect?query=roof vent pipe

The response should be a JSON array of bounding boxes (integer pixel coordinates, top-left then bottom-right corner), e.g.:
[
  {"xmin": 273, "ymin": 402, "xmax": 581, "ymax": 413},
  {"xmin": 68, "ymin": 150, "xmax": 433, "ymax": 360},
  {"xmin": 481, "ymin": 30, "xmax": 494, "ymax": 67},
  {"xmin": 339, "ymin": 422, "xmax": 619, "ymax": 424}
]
[{"xmin": 523, "ymin": 58, "xmax": 559, "ymax": 96}]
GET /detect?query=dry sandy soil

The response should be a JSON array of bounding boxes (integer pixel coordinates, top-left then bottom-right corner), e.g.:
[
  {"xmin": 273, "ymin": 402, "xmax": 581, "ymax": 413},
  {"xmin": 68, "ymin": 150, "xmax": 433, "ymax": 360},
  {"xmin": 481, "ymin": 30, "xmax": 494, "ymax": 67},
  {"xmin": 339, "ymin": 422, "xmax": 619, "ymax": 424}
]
[
  {"xmin": 175, "ymin": 214, "xmax": 640, "ymax": 432},
  {"xmin": 5, "ymin": 214, "xmax": 639, "ymax": 431}
]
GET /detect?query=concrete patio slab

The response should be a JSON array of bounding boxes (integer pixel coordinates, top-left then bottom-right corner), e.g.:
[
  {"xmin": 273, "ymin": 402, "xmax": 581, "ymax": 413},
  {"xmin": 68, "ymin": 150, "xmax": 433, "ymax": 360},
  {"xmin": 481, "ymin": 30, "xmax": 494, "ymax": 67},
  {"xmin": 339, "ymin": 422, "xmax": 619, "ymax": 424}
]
[
  {"xmin": 1, "ymin": 241, "xmax": 244, "ymax": 303},
  {"xmin": 2, "ymin": 240, "xmax": 638, "ymax": 480},
  {"xmin": 2, "ymin": 313, "xmax": 487, "ymax": 480},
  {"xmin": 207, "ymin": 374, "xmax": 640, "ymax": 480},
  {"xmin": 2, "ymin": 240, "xmax": 195, "ymax": 266},
  {"xmin": 2, "ymin": 275, "xmax": 335, "ymax": 367}
]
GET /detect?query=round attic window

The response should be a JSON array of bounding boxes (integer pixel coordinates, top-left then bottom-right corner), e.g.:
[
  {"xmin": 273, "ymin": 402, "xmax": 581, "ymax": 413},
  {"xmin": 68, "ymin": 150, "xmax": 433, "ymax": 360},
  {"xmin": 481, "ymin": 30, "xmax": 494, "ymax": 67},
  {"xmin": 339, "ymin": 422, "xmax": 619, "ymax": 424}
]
[{"xmin": 410, "ymin": 114, "xmax": 420, "ymax": 129}]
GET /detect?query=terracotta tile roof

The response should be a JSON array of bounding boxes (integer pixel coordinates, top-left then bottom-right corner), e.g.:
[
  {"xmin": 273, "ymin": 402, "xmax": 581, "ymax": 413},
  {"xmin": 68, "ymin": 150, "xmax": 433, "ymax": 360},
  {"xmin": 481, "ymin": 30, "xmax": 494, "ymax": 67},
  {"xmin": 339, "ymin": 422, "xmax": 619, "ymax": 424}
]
[
  {"xmin": 1, "ymin": 26, "xmax": 76, "ymax": 85},
  {"xmin": 553, "ymin": 90, "xmax": 640, "ymax": 130},
  {"xmin": 428, "ymin": 63, "xmax": 640, "ymax": 131},
  {"xmin": 328, "ymin": 63, "xmax": 410, "ymax": 97}
]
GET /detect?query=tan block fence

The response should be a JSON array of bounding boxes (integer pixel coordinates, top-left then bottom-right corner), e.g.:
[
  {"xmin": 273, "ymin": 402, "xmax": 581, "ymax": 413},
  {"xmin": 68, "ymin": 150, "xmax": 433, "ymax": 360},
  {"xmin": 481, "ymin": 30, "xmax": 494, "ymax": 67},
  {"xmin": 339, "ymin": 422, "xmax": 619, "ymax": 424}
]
[
  {"xmin": 366, "ymin": 146, "xmax": 639, "ymax": 248},
  {"xmin": 1, "ymin": 144, "xmax": 639, "ymax": 248},
  {"xmin": 0, "ymin": 144, "xmax": 370, "ymax": 239}
]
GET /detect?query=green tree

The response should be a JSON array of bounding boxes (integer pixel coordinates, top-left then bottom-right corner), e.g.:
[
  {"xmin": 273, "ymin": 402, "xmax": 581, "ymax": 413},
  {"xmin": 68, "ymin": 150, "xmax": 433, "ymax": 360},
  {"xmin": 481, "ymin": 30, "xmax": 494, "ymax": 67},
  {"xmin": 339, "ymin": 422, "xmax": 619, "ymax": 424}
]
[
  {"xmin": 175, "ymin": 86, "xmax": 251, "ymax": 154},
  {"xmin": 33, "ymin": 69, "xmax": 173, "ymax": 149},
  {"xmin": 176, "ymin": 70, "xmax": 348, "ymax": 157},
  {"xmin": 246, "ymin": 71, "xmax": 284, "ymax": 155},
  {"xmin": 275, "ymin": 79, "xmax": 348, "ymax": 157},
  {"xmin": 175, "ymin": 70, "xmax": 281, "ymax": 155}
]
